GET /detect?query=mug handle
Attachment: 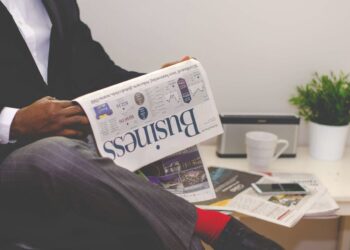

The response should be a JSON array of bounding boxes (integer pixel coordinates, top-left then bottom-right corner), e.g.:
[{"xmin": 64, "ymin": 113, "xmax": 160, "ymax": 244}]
[{"xmin": 273, "ymin": 139, "xmax": 289, "ymax": 161}]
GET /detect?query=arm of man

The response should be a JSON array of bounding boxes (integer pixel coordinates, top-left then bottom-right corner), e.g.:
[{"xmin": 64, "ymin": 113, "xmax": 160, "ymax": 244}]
[
  {"xmin": 6, "ymin": 52, "xmax": 190, "ymax": 143},
  {"xmin": 67, "ymin": 1, "xmax": 191, "ymax": 94},
  {"xmin": 4, "ymin": 0, "xmax": 190, "ymax": 143}
]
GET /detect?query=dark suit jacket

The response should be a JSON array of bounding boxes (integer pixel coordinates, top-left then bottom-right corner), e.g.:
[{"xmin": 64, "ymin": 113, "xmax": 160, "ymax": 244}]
[{"xmin": 0, "ymin": 0, "xmax": 142, "ymax": 161}]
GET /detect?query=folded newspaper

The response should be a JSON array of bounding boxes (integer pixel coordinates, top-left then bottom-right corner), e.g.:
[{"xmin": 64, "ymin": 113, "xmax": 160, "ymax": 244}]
[
  {"xmin": 75, "ymin": 59, "xmax": 223, "ymax": 171},
  {"xmin": 195, "ymin": 167, "xmax": 336, "ymax": 227}
]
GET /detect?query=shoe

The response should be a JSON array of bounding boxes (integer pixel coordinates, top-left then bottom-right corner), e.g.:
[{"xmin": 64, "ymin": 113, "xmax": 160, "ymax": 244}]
[{"xmin": 214, "ymin": 218, "xmax": 284, "ymax": 250}]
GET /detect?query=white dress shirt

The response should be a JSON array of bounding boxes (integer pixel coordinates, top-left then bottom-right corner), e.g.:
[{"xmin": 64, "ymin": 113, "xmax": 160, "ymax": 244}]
[{"xmin": 0, "ymin": 0, "xmax": 52, "ymax": 144}]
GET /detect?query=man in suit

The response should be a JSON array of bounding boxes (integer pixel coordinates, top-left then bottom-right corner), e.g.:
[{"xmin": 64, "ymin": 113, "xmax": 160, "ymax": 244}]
[{"xmin": 0, "ymin": 1, "xmax": 283, "ymax": 249}]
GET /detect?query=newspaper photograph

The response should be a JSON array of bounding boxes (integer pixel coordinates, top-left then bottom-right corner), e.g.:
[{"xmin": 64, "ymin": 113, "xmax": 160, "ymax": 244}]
[
  {"xmin": 75, "ymin": 59, "xmax": 223, "ymax": 171},
  {"xmin": 138, "ymin": 146, "xmax": 216, "ymax": 203}
]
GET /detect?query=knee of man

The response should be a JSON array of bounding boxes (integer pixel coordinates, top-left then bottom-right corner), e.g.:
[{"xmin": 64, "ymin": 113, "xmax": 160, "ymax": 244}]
[
  {"xmin": 0, "ymin": 137, "xmax": 91, "ymax": 211},
  {"xmin": 25, "ymin": 136, "xmax": 78, "ymax": 156},
  {"xmin": 4, "ymin": 136, "xmax": 87, "ymax": 172},
  {"xmin": 29, "ymin": 136, "xmax": 79, "ymax": 152}
]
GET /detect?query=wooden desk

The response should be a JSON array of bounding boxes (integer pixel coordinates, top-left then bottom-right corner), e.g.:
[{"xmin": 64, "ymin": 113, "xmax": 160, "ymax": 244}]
[{"xmin": 198, "ymin": 145, "xmax": 350, "ymax": 250}]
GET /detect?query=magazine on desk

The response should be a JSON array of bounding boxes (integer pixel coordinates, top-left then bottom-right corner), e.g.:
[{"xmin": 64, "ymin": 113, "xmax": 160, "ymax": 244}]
[
  {"xmin": 75, "ymin": 59, "xmax": 223, "ymax": 172},
  {"xmin": 194, "ymin": 167, "xmax": 263, "ymax": 209},
  {"xmin": 195, "ymin": 167, "xmax": 333, "ymax": 228}
]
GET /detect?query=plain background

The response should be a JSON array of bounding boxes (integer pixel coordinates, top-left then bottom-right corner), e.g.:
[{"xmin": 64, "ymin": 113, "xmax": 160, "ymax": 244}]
[{"xmin": 77, "ymin": 0, "xmax": 350, "ymax": 145}]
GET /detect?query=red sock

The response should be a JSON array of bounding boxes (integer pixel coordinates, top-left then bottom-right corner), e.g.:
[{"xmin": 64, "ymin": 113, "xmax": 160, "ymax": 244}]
[{"xmin": 194, "ymin": 208, "xmax": 231, "ymax": 245}]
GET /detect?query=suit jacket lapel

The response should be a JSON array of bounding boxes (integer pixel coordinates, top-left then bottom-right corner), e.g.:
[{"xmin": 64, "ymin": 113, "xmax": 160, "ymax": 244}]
[
  {"xmin": 42, "ymin": 0, "xmax": 68, "ymax": 94},
  {"xmin": 0, "ymin": 2, "xmax": 34, "ymax": 60},
  {"xmin": 0, "ymin": 2, "xmax": 47, "ymax": 89},
  {"xmin": 0, "ymin": 0, "xmax": 67, "ymax": 97}
]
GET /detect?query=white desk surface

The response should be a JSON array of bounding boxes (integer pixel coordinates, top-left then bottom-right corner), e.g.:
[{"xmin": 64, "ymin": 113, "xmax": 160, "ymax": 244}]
[{"xmin": 198, "ymin": 145, "xmax": 350, "ymax": 216}]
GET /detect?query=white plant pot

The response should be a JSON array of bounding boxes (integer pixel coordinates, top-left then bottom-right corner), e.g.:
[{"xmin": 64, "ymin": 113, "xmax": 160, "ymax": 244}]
[{"xmin": 309, "ymin": 122, "xmax": 350, "ymax": 161}]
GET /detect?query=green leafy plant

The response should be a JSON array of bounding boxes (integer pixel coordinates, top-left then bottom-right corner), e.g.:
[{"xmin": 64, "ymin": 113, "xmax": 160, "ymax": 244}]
[{"xmin": 289, "ymin": 72, "xmax": 350, "ymax": 126}]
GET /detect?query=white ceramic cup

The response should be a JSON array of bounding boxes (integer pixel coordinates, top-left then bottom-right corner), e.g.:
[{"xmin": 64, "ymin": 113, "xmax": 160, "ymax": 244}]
[{"xmin": 245, "ymin": 131, "xmax": 289, "ymax": 172}]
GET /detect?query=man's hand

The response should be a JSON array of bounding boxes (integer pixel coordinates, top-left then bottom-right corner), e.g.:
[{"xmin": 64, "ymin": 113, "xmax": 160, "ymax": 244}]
[
  {"xmin": 10, "ymin": 96, "xmax": 90, "ymax": 140},
  {"xmin": 161, "ymin": 56, "xmax": 192, "ymax": 69}
]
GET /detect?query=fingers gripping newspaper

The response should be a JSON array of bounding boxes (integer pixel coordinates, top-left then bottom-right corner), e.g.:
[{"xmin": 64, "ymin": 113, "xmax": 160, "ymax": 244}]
[{"xmin": 75, "ymin": 60, "xmax": 222, "ymax": 202}]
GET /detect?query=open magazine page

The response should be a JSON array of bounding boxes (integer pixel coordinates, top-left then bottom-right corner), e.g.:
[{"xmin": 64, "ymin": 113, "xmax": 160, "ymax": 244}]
[
  {"xmin": 270, "ymin": 173, "xmax": 339, "ymax": 218},
  {"xmin": 75, "ymin": 59, "xmax": 223, "ymax": 171},
  {"xmin": 138, "ymin": 146, "xmax": 216, "ymax": 203},
  {"xmin": 227, "ymin": 177, "xmax": 326, "ymax": 227},
  {"xmin": 195, "ymin": 167, "xmax": 264, "ymax": 210}
]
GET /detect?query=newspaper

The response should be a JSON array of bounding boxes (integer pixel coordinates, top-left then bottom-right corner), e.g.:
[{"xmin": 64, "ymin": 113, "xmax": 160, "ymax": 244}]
[
  {"xmin": 75, "ymin": 59, "xmax": 223, "ymax": 171},
  {"xmin": 138, "ymin": 146, "xmax": 216, "ymax": 203},
  {"xmin": 271, "ymin": 173, "xmax": 339, "ymax": 218},
  {"xmin": 228, "ymin": 177, "xmax": 325, "ymax": 227},
  {"xmin": 196, "ymin": 167, "xmax": 326, "ymax": 227}
]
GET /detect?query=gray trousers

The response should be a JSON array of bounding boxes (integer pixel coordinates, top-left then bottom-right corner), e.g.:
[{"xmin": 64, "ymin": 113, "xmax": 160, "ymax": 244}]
[{"xmin": 0, "ymin": 136, "xmax": 204, "ymax": 250}]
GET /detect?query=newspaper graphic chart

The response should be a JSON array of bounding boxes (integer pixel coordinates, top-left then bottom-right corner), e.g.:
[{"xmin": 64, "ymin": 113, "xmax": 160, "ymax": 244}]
[{"xmin": 75, "ymin": 60, "xmax": 223, "ymax": 171}]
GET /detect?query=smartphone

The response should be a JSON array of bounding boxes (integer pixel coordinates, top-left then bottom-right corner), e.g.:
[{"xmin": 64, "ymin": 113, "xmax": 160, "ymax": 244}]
[{"xmin": 251, "ymin": 183, "xmax": 309, "ymax": 195}]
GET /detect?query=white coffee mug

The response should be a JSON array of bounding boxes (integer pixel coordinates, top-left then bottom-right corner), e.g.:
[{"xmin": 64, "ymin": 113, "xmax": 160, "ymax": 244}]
[{"xmin": 245, "ymin": 131, "xmax": 289, "ymax": 172}]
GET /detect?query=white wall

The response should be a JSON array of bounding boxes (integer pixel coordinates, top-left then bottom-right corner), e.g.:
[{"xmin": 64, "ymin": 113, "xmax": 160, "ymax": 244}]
[{"xmin": 77, "ymin": 0, "xmax": 350, "ymax": 145}]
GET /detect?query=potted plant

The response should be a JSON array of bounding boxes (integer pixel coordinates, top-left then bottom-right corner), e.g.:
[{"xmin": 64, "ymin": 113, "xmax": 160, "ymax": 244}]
[{"xmin": 290, "ymin": 71, "xmax": 350, "ymax": 160}]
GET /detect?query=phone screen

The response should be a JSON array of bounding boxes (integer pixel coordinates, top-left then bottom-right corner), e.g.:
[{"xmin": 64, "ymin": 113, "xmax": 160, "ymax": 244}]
[{"xmin": 255, "ymin": 183, "xmax": 306, "ymax": 193}]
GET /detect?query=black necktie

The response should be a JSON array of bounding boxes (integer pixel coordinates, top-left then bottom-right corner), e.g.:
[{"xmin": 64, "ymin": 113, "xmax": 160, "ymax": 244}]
[{"xmin": 42, "ymin": 0, "xmax": 64, "ymax": 40}]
